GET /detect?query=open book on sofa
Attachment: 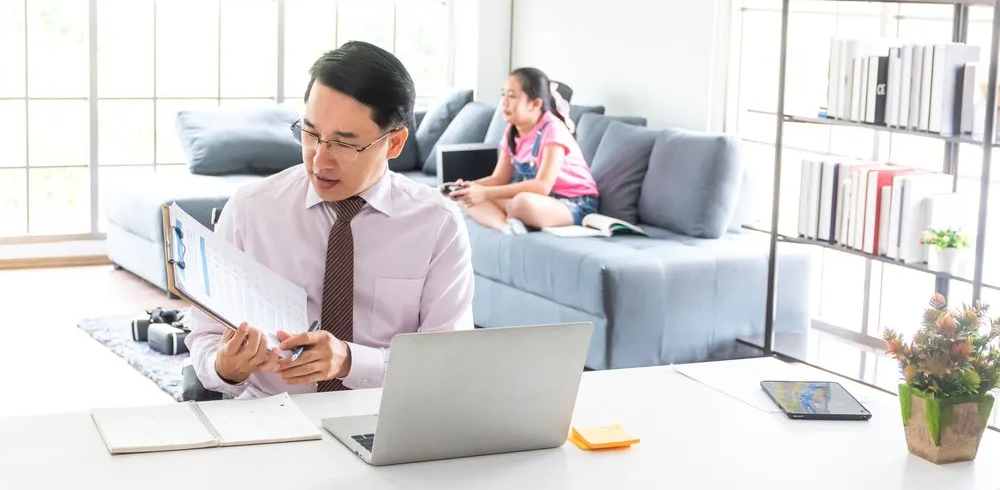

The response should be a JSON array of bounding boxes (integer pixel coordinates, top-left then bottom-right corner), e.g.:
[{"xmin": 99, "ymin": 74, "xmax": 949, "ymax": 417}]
[{"xmin": 542, "ymin": 214, "xmax": 647, "ymax": 238}]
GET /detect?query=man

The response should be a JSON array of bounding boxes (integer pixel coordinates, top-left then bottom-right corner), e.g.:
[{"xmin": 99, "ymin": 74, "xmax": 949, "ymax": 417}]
[{"xmin": 186, "ymin": 41, "xmax": 474, "ymax": 398}]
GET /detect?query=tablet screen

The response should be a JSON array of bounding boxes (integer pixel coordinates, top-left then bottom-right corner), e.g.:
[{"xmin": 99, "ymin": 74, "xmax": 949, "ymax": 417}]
[{"xmin": 760, "ymin": 381, "xmax": 868, "ymax": 417}]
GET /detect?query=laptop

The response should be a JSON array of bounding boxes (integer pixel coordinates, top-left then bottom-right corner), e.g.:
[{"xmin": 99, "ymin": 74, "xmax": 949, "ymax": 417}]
[
  {"xmin": 321, "ymin": 322, "xmax": 593, "ymax": 466},
  {"xmin": 436, "ymin": 143, "xmax": 498, "ymax": 184}
]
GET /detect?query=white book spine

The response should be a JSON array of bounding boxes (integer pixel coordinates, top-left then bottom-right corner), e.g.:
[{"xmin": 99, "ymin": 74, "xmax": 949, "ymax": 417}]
[
  {"xmin": 918, "ymin": 45, "xmax": 935, "ymax": 131},
  {"xmin": 887, "ymin": 47, "xmax": 901, "ymax": 127},
  {"xmin": 898, "ymin": 44, "xmax": 914, "ymax": 128},
  {"xmin": 886, "ymin": 175, "xmax": 905, "ymax": 259},
  {"xmin": 878, "ymin": 186, "xmax": 892, "ymax": 255},
  {"xmin": 909, "ymin": 45, "xmax": 925, "ymax": 129}
]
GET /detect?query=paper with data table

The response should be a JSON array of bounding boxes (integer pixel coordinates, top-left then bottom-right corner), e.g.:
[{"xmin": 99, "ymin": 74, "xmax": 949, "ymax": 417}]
[{"xmin": 162, "ymin": 203, "xmax": 309, "ymax": 346}]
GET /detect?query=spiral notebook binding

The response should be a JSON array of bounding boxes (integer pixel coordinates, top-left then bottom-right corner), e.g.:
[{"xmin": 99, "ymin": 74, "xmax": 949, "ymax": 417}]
[{"xmin": 188, "ymin": 402, "xmax": 222, "ymax": 442}]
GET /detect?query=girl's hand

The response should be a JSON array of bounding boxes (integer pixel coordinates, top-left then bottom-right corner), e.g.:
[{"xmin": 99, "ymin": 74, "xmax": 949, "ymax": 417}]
[{"xmin": 450, "ymin": 182, "xmax": 487, "ymax": 206}]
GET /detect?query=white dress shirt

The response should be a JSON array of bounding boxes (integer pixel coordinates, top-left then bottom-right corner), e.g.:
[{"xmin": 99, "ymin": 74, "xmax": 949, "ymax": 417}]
[{"xmin": 186, "ymin": 165, "xmax": 475, "ymax": 398}]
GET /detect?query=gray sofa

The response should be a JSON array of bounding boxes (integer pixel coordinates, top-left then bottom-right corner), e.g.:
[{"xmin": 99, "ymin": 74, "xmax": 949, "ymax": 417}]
[
  {"xmin": 104, "ymin": 92, "xmax": 812, "ymax": 373},
  {"xmin": 457, "ymin": 113, "xmax": 812, "ymax": 370}
]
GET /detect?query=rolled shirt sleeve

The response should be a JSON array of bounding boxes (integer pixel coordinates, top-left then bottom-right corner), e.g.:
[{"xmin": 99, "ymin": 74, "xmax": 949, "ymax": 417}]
[{"xmin": 340, "ymin": 206, "xmax": 474, "ymax": 389}]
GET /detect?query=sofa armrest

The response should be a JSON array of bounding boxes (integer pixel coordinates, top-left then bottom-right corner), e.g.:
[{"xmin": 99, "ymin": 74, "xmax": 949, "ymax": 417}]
[{"xmin": 437, "ymin": 142, "xmax": 498, "ymax": 184}]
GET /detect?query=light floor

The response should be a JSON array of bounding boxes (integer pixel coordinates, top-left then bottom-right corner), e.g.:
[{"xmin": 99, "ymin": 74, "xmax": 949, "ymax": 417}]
[{"xmin": 0, "ymin": 265, "xmax": 186, "ymax": 419}]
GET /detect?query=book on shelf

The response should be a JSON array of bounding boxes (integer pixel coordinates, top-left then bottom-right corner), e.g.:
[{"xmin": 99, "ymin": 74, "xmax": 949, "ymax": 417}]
[
  {"xmin": 542, "ymin": 213, "xmax": 647, "ymax": 238},
  {"xmin": 826, "ymin": 38, "xmax": 983, "ymax": 137},
  {"xmin": 795, "ymin": 157, "xmax": 958, "ymax": 266}
]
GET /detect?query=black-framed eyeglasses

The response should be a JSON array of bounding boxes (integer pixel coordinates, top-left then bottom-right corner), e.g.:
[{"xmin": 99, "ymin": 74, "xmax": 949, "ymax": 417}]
[{"xmin": 291, "ymin": 119, "xmax": 401, "ymax": 162}]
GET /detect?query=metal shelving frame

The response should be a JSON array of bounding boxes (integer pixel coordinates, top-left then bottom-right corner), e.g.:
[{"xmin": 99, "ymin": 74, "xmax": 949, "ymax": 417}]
[{"xmin": 761, "ymin": 0, "xmax": 1000, "ymax": 355}]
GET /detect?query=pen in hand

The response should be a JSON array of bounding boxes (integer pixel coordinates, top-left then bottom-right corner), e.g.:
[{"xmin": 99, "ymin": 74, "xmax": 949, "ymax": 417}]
[{"xmin": 290, "ymin": 320, "xmax": 320, "ymax": 362}]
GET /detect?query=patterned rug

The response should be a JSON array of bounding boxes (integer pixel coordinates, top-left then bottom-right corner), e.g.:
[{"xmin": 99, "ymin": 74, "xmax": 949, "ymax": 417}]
[{"xmin": 77, "ymin": 315, "xmax": 187, "ymax": 401}]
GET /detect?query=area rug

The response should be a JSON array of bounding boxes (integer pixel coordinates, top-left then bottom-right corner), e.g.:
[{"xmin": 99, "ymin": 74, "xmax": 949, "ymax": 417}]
[{"xmin": 77, "ymin": 315, "xmax": 187, "ymax": 401}]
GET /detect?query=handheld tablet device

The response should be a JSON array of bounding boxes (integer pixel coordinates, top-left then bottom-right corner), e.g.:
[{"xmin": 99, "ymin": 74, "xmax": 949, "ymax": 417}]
[{"xmin": 760, "ymin": 380, "xmax": 871, "ymax": 420}]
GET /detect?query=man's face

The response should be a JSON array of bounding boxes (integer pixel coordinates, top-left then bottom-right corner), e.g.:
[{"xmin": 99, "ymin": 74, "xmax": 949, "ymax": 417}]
[{"xmin": 301, "ymin": 79, "xmax": 407, "ymax": 202}]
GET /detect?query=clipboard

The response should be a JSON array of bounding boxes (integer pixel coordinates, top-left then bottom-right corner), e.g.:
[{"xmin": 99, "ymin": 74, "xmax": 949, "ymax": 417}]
[{"xmin": 161, "ymin": 204, "xmax": 238, "ymax": 333}]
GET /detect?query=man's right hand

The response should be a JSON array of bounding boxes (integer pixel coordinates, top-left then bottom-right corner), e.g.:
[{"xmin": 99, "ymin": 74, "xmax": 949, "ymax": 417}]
[{"xmin": 214, "ymin": 322, "xmax": 279, "ymax": 385}]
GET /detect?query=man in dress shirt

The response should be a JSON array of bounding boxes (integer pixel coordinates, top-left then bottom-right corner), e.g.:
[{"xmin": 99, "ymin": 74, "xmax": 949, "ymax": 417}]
[{"xmin": 185, "ymin": 41, "xmax": 474, "ymax": 398}]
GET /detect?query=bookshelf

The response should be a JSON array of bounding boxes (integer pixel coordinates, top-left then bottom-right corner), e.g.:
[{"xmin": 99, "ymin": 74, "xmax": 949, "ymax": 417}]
[{"xmin": 758, "ymin": 0, "xmax": 1000, "ymax": 355}]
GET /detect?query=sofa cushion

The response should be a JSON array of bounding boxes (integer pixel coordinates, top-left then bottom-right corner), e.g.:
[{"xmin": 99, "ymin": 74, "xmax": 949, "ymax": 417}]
[
  {"xmin": 638, "ymin": 128, "xmax": 743, "ymax": 239},
  {"xmin": 175, "ymin": 107, "xmax": 302, "ymax": 176},
  {"xmin": 467, "ymin": 219, "xmax": 620, "ymax": 316},
  {"xmin": 575, "ymin": 113, "xmax": 649, "ymax": 166},
  {"xmin": 104, "ymin": 173, "xmax": 263, "ymax": 241},
  {"xmin": 569, "ymin": 105, "xmax": 605, "ymax": 130},
  {"xmin": 484, "ymin": 104, "xmax": 507, "ymax": 147},
  {"xmin": 389, "ymin": 114, "xmax": 420, "ymax": 172},
  {"xmin": 589, "ymin": 121, "xmax": 658, "ymax": 224},
  {"xmin": 415, "ymin": 89, "xmax": 474, "ymax": 166},
  {"xmin": 421, "ymin": 102, "xmax": 494, "ymax": 175}
]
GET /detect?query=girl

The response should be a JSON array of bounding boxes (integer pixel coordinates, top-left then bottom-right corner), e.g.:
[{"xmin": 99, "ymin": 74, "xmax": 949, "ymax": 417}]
[{"xmin": 448, "ymin": 67, "xmax": 599, "ymax": 235}]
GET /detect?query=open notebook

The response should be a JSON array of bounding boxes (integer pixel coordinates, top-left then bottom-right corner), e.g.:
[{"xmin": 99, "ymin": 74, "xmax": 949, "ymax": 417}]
[{"xmin": 91, "ymin": 393, "xmax": 322, "ymax": 455}]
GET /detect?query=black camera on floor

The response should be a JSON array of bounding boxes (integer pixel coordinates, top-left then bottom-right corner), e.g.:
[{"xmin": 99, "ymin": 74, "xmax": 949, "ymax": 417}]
[{"xmin": 132, "ymin": 307, "xmax": 187, "ymax": 342}]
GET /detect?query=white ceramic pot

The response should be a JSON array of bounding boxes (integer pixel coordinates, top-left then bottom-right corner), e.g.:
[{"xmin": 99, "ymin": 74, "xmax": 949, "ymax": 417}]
[{"xmin": 929, "ymin": 247, "xmax": 969, "ymax": 277}]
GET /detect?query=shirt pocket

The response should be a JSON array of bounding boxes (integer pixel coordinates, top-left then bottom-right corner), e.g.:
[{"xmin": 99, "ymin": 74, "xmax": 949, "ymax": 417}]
[{"xmin": 370, "ymin": 277, "xmax": 425, "ymax": 342}]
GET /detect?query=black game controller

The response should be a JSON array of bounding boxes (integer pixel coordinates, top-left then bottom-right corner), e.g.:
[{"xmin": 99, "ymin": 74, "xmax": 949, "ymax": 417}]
[{"xmin": 440, "ymin": 182, "xmax": 464, "ymax": 195}]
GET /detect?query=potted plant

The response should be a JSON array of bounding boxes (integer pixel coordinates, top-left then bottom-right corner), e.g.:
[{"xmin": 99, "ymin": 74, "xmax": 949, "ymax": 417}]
[
  {"xmin": 920, "ymin": 228, "xmax": 970, "ymax": 276},
  {"xmin": 883, "ymin": 293, "xmax": 1000, "ymax": 464}
]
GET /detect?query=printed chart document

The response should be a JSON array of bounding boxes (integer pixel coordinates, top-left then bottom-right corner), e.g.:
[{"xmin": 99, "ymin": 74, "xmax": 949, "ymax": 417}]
[
  {"xmin": 91, "ymin": 393, "xmax": 323, "ymax": 455},
  {"xmin": 162, "ymin": 203, "xmax": 309, "ymax": 346}
]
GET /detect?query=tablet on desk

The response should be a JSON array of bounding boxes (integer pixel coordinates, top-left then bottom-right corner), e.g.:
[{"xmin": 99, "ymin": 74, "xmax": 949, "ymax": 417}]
[{"xmin": 760, "ymin": 380, "xmax": 871, "ymax": 420}]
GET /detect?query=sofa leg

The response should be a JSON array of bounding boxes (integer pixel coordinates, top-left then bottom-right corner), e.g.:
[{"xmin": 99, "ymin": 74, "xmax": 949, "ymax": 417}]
[
  {"xmin": 112, "ymin": 263, "xmax": 124, "ymax": 271},
  {"xmin": 166, "ymin": 291, "xmax": 180, "ymax": 300}
]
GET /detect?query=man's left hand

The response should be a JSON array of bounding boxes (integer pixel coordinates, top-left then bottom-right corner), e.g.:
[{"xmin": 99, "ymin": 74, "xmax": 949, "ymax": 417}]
[{"xmin": 275, "ymin": 330, "xmax": 352, "ymax": 384}]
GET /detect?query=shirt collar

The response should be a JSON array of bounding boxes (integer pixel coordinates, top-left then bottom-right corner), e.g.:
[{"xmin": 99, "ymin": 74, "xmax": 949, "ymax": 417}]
[{"xmin": 304, "ymin": 167, "xmax": 393, "ymax": 217}]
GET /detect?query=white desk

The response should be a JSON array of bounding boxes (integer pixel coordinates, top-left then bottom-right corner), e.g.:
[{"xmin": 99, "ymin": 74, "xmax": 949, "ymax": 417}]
[{"xmin": 2, "ymin": 357, "xmax": 998, "ymax": 490}]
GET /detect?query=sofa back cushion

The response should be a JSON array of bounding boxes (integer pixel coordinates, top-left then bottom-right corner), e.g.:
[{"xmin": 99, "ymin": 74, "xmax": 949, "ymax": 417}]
[
  {"xmin": 575, "ymin": 113, "xmax": 649, "ymax": 165},
  {"xmin": 484, "ymin": 104, "xmax": 507, "ymax": 147},
  {"xmin": 389, "ymin": 114, "xmax": 420, "ymax": 172},
  {"xmin": 421, "ymin": 101, "xmax": 494, "ymax": 175},
  {"xmin": 568, "ymin": 105, "xmax": 605, "ymax": 131},
  {"xmin": 415, "ymin": 89, "xmax": 474, "ymax": 166},
  {"xmin": 638, "ymin": 128, "xmax": 743, "ymax": 239},
  {"xmin": 589, "ymin": 121, "xmax": 658, "ymax": 224},
  {"xmin": 176, "ymin": 106, "xmax": 302, "ymax": 176}
]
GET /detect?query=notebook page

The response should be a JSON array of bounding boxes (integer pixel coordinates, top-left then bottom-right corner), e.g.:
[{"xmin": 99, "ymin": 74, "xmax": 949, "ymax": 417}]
[
  {"xmin": 168, "ymin": 203, "xmax": 309, "ymax": 347},
  {"xmin": 196, "ymin": 393, "xmax": 323, "ymax": 447},
  {"xmin": 91, "ymin": 402, "xmax": 217, "ymax": 454}
]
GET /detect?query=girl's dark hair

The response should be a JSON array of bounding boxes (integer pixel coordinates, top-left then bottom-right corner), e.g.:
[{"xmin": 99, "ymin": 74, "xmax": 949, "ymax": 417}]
[{"xmin": 507, "ymin": 67, "xmax": 566, "ymax": 156}]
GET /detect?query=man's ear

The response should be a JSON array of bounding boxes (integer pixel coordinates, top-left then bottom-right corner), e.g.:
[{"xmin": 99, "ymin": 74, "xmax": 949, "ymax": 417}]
[{"xmin": 386, "ymin": 127, "xmax": 408, "ymax": 160}]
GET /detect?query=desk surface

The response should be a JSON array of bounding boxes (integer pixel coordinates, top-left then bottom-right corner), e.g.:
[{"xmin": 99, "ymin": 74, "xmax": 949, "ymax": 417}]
[{"xmin": 2, "ymin": 357, "xmax": 998, "ymax": 490}]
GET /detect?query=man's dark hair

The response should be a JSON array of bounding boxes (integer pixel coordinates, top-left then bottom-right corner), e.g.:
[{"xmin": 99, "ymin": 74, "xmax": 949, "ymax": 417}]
[{"xmin": 304, "ymin": 41, "xmax": 415, "ymax": 131}]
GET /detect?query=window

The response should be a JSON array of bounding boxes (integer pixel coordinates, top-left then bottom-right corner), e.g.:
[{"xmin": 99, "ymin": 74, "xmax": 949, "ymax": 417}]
[
  {"xmin": 0, "ymin": 0, "xmax": 453, "ymax": 240},
  {"xmin": 728, "ymin": 0, "xmax": 1000, "ymax": 347}
]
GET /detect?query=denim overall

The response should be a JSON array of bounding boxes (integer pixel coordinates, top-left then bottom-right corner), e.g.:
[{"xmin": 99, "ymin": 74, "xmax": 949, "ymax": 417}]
[{"xmin": 510, "ymin": 122, "xmax": 599, "ymax": 226}]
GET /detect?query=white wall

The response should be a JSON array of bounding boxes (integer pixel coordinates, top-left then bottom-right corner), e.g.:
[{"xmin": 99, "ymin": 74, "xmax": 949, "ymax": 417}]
[
  {"xmin": 509, "ymin": 0, "xmax": 730, "ymax": 132},
  {"xmin": 452, "ymin": 0, "xmax": 513, "ymax": 107}
]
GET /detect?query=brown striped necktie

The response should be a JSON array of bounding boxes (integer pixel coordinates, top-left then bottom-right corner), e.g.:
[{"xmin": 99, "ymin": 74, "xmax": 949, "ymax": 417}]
[{"xmin": 316, "ymin": 195, "xmax": 366, "ymax": 392}]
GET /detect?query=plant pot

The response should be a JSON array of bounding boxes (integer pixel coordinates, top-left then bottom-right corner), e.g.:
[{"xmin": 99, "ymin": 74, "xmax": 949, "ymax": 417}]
[
  {"xmin": 927, "ymin": 247, "xmax": 970, "ymax": 277},
  {"xmin": 899, "ymin": 384, "xmax": 996, "ymax": 464}
]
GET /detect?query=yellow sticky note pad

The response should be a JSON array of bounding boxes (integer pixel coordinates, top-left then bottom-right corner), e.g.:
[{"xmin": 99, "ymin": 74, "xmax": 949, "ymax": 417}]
[{"xmin": 570, "ymin": 424, "xmax": 639, "ymax": 450}]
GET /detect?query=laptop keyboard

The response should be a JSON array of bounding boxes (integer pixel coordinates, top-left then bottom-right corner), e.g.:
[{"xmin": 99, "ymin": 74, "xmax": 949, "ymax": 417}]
[{"xmin": 351, "ymin": 433, "xmax": 375, "ymax": 452}]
